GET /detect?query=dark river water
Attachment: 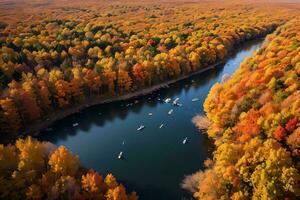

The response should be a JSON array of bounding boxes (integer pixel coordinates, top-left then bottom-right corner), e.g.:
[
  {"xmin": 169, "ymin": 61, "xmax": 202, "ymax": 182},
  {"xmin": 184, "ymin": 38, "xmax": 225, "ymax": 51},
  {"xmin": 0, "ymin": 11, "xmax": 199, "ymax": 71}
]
[{"xmin": 36, "ymin": 39, "xmax": 263, "ymax": 200}]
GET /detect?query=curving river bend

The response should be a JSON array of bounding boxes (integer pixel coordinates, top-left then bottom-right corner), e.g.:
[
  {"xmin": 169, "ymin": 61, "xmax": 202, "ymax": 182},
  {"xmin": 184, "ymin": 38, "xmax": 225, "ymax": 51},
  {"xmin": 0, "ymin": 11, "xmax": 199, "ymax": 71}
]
[{"xmin": 37, "ymin": 39, "xmax": 264, "ymax": 200}]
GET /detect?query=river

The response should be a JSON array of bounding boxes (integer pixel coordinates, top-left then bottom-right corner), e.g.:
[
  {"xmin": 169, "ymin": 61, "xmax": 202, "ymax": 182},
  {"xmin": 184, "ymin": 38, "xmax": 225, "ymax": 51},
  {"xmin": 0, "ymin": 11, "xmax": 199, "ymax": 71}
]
[{"xmin": 36, "ymin": 39, "xmax": 264, "ymax": 200}]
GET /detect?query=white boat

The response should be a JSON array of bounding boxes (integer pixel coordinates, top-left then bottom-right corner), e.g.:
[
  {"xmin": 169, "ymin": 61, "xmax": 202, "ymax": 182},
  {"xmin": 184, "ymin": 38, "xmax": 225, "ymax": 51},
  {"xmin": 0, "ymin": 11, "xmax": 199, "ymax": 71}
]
[
  {"xmin": 122, "ymin": 141, "xmax": 125, "ymax": 145},
  {"xmin": 173, "ymin": 101, "xmax": 182, "ymax": 107},
  {"xmin": 73, "ymin": 123, "xmax": 79, "ymax": 127},
  {"xmin": 118, "ymin": 151, "xmax": 123, "ymax": 159},
  {"xmin": 159, "ymin": 124, "xmax": 164, "ymax": 129},
  {"xmin": 183, "ymin": 137, "xmax": 188, "ymax": 144},
  {"xmin": 173, "ymin": 98, "xmax": 180, "ymax": 105},
  {"xmin": 137, "ymin": 125, "xmax": 145, "ymax": 131},
  {"xmin": 164, "ymin": 98, "xmax": 172, "ymax": 103},
  {"xmin": 192, "ymin": 98, "xmax": 199, "ymax": 102},
  {"xmin": 148, "ymin": 113, "xmax": 153, "ymax": 116},
  {"xmin": 168, "ymin": 109, "xmax": 173, "ymax": 115}
]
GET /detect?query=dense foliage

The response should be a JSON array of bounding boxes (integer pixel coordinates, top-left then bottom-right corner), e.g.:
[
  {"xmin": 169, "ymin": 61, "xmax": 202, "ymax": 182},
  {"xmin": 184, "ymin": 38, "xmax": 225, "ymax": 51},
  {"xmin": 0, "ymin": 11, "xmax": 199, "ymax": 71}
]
[
  {"xmin": 0, "ymin": 2, "xmax": 295, "ymax": 134},
  {"xmin": 193, "ymin": 19, "xmax": 300, "ymax": 199},
  {"xmin": 0, "ymin": 137, "xmax": 138, "ymax": 200},
  {"xmin": 1, "ymin": 1, "xmax": 300, "ymax": 199}
]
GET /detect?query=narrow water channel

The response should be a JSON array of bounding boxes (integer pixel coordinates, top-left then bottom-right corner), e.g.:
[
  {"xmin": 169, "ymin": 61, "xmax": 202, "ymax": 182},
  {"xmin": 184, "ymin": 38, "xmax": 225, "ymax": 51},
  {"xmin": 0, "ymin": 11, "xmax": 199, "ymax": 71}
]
[{"xmin": 37, "ymin": 39, "xmax": 264, "ymax": 199}]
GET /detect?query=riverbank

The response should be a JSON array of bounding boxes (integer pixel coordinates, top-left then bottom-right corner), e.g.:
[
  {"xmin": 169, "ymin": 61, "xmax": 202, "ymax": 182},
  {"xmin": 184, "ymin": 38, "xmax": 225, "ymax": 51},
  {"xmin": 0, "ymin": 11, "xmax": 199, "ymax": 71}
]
[
  {"xmin": 2, "ymin": 37, "xmax": 260, "ymax": 142},
  {"xmin": 24, "ymin": 60, "xmax": 224, "ymax": 136}
]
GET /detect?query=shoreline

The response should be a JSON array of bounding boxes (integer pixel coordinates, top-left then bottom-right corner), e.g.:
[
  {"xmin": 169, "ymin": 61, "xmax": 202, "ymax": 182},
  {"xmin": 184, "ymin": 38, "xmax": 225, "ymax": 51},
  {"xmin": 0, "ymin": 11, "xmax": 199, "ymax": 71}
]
[
  {"xmin": 25, "ymin": 60, "xmax": 223, "ymax": 136},
  {"xmin": 7, "ymin": 36, "xmax": 265, "ymax": 142}
]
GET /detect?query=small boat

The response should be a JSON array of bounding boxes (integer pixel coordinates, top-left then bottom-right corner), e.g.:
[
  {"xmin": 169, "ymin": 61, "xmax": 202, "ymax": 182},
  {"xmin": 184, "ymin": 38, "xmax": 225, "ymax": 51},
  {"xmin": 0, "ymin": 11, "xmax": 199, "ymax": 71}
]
[
  {"xmin": 98, "ymin": 112, "xmax": 102, "ymax": 115},
  {"xmin": 137, "ymin": 125, "xmax": 145, "ymax": 131},
  {"xmin": 192, "ymin": 98, "xmax": 199, "ymax": 102},
  {"xmin": 73, "ymin": 123, "xmax": 79, "ymax": 127},
  {"xmin": 45, "ymin": 128, "xmax": 53, "ymax": 131},
  {"xmin": 168, "ymin": 109, "xmax": 173, "ymax": 115},
  {"xmin": 122, "ymin": 141, "xmax": 125, "ymax": 145},
  {"xmin": 173, "ymin": 101, "xmax": 182, "ymax": 107},
  {"xmin": 134, "ymin": 100, "xmax": 139, "ymax": 104},
  {"xmin": 118, "ymin": 151, "xmax": 123, "ymax": 159},
  {"xmin": 148, "ymin": 113, "xmax": 153, "ymax": 116},
  {"xmin": 159, "ymin": 124, "xmax": 164, "ymax": 129},
  {"xmin": 173, "ymin": 98, "xmax": 180, "ymax": 105},
  {"xmin": 164, "ymin": 98, "xmax": 171, "ymax": 103},
  {"xmin": 183, "ymin": 137, "xmax": 188, "ymax": 144}
]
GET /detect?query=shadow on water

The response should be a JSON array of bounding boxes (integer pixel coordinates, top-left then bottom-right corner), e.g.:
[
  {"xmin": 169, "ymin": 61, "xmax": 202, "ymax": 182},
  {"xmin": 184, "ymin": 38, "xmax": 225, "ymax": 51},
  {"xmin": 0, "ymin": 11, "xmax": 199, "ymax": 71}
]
[
  {"xmin": 33, "ymin": 39, "xmax": 263, "ymax": 200},
  {"xmin": 38, "ymin": 66, "xmax": 222, "ymax": 143}
]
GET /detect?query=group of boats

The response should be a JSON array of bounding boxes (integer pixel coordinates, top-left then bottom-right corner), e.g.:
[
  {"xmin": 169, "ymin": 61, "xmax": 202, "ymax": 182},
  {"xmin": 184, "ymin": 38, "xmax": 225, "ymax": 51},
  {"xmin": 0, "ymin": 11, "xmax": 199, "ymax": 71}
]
[
  {"xmin": 45, "ymin": 93, "xmax": 198, "ymax": 160},
  {"xmin": 118, "ymin": 96, "xmax": 194, "ymax": 159},
  {"xmin": 164, "ymin": 97, "xmax": 183, "ymax": 106},
  {"xmin": 65, "ymin": 95, "xmax": 197, "ymax": 160}
]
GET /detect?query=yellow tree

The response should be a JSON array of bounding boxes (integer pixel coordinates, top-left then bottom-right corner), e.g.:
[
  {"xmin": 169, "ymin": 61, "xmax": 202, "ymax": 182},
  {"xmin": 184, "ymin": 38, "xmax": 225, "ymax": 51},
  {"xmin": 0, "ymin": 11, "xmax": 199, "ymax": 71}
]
[
  {"xmin": 81, "ymin": 170, "xmax": 105, "ymax": 199},
  {"xmin": 48, "ymin": 146, "xmax": 79, "ymax": 177},
  {"xmin": 69, "ymin": 67, "xmax": 85, "ymax": 104},
  {"xmin": 16, "ymin": 137, "xmax": 45, "ymax": 172},
  {"xmin": 117, "ymin": 70, "xmax": 132, "ymax": 94},
  {"xmin": 106, "ymin": 184, "xmax": 128, "ymax": 200},
  {"xmin": 54, "ymin": 80, "xmax": 70, "ymax": 108},
  {"xmin": 188, "ymin": 51, "xmax": 201, "ymax": 72},
  {"xmin": 105, "ymin": 174, "xmax": 118, "ymax": 190},
  {"xmin": 84, "ymin": 68, "xmax": 102, "ymax": 96},
  {"xmin": 168, "ymin": 55, "xmax": 181, "ymax": 78}
]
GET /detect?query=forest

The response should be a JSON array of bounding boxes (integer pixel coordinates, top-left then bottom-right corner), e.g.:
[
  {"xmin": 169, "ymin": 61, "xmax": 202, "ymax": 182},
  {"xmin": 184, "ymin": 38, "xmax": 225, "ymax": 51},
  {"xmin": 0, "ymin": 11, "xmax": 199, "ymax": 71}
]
[
  {"xmin": 0, "ymin": 1, "xmax": 296, "ymax": 135},
  {"xmin": 191, "ymin": 19, "xmax": 300, "ymax": 199},
  {"xmin": 0, "ymin": 137, "xmax": 138, "ymax": 199},
  {"xmin": 0, "ymin": 0, "xmax": 300, "ymax": 199}
]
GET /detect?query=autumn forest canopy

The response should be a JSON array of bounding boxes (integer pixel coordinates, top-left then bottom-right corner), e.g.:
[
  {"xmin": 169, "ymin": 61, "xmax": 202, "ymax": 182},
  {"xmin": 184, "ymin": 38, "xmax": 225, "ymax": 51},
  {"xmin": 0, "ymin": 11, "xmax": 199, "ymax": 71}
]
[
  {"xmin": 0, "ymin": 0, "xmax": 296, "ymax": 134},
  {"xmin": 0, "ymin": 0, "xmax": 299, "ymax": 199},
  {"xmin": 192, "ymin": 19, "xmax": 300, "ymax": 200}
]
